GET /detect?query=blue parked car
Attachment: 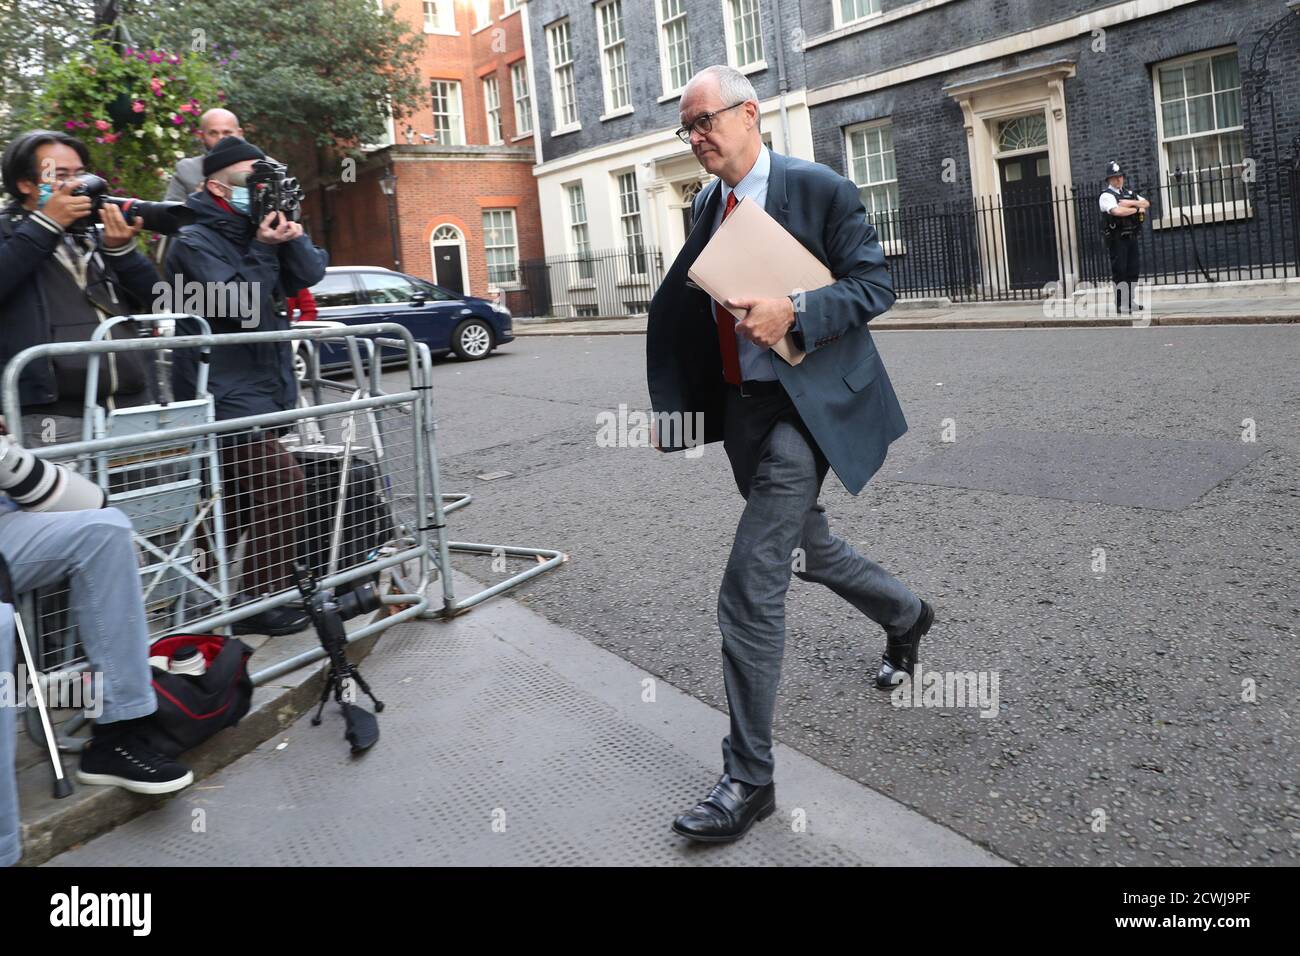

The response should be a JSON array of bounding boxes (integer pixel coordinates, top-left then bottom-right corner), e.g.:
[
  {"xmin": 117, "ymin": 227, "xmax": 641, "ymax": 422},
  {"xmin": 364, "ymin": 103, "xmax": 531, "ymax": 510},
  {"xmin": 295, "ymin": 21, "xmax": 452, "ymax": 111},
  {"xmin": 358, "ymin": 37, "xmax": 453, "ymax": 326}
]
[{"xmin": 302, "ymin": 266, "xmax": 513, "ymax": 371}]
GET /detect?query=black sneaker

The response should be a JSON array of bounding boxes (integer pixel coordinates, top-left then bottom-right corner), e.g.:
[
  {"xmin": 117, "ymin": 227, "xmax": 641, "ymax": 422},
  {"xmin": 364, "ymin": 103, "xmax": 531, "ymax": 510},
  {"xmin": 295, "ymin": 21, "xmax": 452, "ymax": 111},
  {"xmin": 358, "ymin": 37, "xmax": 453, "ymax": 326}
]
[
  {"xmin": 76, "ymin": 734, "xmax": 194, "ymax": 795},
  {"xmin": 233, "ymin": 602, "xmax": 310, "ymax": 636}
]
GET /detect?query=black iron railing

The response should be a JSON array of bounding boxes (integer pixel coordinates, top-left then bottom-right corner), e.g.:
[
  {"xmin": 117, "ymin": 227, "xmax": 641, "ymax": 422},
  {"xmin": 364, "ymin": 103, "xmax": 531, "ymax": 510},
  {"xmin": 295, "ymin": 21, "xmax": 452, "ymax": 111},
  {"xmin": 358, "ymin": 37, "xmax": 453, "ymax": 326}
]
[
  {"xmin": 501, "ymin": 245, "xmax": 666, "ymax": 319},
  {"xmin": 868, "ymin": 163, "xmax": 1299, "ymax": 301}
]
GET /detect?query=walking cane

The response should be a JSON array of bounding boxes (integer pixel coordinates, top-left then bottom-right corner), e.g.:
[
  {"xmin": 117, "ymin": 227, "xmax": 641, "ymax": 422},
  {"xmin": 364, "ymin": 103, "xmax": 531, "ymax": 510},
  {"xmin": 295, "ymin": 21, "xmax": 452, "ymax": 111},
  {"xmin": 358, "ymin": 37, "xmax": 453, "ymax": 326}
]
[{"xmin": 0, "ymin": 553, "xmax": 73, "ymax": 798}]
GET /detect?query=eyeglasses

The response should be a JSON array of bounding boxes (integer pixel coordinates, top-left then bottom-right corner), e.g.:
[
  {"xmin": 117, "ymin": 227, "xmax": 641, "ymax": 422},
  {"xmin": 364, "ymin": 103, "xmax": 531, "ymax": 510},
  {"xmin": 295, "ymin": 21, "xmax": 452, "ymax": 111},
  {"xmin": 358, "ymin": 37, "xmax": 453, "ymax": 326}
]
[{"xmin": 675, "ymin": 101, "xmax": 747, "ymax": 145}]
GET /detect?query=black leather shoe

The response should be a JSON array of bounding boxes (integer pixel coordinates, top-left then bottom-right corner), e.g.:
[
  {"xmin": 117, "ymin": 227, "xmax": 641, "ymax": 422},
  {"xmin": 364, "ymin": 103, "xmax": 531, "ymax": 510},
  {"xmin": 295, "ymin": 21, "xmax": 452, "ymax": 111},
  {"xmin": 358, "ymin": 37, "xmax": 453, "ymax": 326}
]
[
  {"xmin": 875, "ymin": 599, "xmax": 934, "ymax": 690},
  {"xmin": 671, "ymin": 773, "xmax": 776, "ymax": 843}
]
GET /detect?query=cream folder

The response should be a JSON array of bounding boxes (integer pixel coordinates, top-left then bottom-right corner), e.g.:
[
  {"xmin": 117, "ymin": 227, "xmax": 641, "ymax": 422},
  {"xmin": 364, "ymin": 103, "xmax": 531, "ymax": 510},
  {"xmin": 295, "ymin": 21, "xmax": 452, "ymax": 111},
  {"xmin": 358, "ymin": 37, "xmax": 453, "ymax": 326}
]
[{"xmin": 688, "ymin": 196, "xmax": 833, "ymax": 367}]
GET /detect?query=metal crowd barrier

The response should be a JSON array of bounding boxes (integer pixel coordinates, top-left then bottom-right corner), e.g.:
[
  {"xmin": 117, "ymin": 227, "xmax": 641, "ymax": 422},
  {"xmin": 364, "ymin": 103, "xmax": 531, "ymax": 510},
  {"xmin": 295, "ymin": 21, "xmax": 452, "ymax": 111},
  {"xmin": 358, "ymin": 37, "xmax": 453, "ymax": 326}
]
[{"xmin": 2, "ymin": 318, "xmax": 565, "ymax": 747}]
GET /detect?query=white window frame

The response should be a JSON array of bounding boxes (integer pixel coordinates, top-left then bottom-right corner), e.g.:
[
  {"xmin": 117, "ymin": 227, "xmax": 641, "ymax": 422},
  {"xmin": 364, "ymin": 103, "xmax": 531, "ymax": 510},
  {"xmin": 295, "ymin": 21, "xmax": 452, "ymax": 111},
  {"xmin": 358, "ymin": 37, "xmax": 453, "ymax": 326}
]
[
  {"xmin": 565, "ymin": 182, "xmax": 595, "ymax": 283},
  {"xmin": 472, "ymin": 0, "xmax": 492, "ymax": 33},
  {"xmin": 722, "ymin": 0, "xmax": 766, "ymax": 75},
  {"xmin": 502, "ymin": 0, "xmax": 520, "ymax": 16},
  {"xmin": 1151, "ymin": 46, "xmax": 1248, "ymax": 228},
  {"xmin": 845, "ymin": 119, "xmax": 902, "ymax": 254},
  {"xmin": 547, "ymin": 19, "xmax": 581, "ymax": 133},
  {"xmin": 833, "ymin": 0, "xmax": 882, "ymax": 30},
  {"xmin": 422, "ymin": 0, "xmax": 457, "ymax": 35},
  {"xmin": 483, "ymin": 74, "xmax": 503, "ymax": 145},
  {"xmin": 614, "ymin": 170, "xmax": 647, "ymax": 276},
  {"xmin": 655, "ymin": 0, "xmax": 692, "ymax": 99},
  {"xmin": 511, "ymin": 60, "xmax": 533, "ymax": 137},
  {"xmin": 483, "ymin": 208, "xmax": 520, "ymax": 288},
  {"xmin": 430, "ymin": 80, "xmax": 465, "ymax": 145},
  {"xmin": 596, "ymin": 0, "xmax": 633, "ymax": 120}
]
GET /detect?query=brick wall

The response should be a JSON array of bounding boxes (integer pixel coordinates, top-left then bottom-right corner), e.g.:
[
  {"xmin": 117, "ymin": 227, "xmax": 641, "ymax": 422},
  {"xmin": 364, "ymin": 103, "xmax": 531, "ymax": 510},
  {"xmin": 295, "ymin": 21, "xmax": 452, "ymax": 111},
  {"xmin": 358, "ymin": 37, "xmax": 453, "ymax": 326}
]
[{"xmin": 528, "ymin": 0, "xmax": 807, "ymax": 163}]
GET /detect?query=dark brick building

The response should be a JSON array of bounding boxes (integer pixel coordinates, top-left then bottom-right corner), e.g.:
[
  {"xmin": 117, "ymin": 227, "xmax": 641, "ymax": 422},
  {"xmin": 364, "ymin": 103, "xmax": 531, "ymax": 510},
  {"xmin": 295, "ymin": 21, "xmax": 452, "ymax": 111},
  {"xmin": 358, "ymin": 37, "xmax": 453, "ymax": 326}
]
[{"xmin": 521, "ymin": 0, "xmax": 1300, "ymax": 304}]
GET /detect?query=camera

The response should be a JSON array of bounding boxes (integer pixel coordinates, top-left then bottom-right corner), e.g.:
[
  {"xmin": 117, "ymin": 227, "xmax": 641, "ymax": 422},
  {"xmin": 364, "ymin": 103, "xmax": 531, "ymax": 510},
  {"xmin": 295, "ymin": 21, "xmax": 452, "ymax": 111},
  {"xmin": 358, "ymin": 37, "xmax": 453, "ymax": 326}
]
[
  {"xmin": 68, "ymin": 174, "xmax": 197, "ymax": 235},
  {"xmin": 0, "ymin": 433, "xmax": 106, "ymax": 511},
  {"xmin": 292, "ymin": 559, "xmax": 384, "ymax": 753},
  {"xmin": 245, "ymin": 159, "xmax": 305, "ymax": 224},
  {"xmin": 303, "ymin": 578, "xmax": 381, "ymax": 624}
]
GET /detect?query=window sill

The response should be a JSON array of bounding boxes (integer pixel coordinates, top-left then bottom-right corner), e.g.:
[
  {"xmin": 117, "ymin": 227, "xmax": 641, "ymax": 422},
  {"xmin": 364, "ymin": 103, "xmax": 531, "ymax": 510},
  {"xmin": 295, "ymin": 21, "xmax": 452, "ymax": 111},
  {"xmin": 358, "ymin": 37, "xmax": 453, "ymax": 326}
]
[
  {"xmin": 657, "ymin": 89, "xmax": 685, "ymax": 104},
  {"xmin": 472, "ymin": 22, "xmax": 494, "ymax": 35},
  {"xmin": 568, "ymin": 281, "xmax": 596, "ymax": 291},
  {"xmin": 424, "ymin": 26, "xmax": 459, "ymax": 36},
  {"xmin": 499, "ymin": 9, "xmax": 520, "ymax": 21},
  {"xmin": 551, "ymin": 124, "xmax": 582, "ymax": 137},
  {"xmin": 736, "ymin": 59, "xmax": 768, "ymax": 76},
  {"xmin": 1151, "ymin": 203, "xmax": 1253, "ymax": 229},
  {"xmin": 510, "ymin": 131, "xmax": 534, "ymax": 142},
  {"xmin": 600, "ymin": 106, "xmax": 634, "ymax": 122},
  {"xmin": 616, "ymin": 275, "xmax": 651, "ymax": 287}
]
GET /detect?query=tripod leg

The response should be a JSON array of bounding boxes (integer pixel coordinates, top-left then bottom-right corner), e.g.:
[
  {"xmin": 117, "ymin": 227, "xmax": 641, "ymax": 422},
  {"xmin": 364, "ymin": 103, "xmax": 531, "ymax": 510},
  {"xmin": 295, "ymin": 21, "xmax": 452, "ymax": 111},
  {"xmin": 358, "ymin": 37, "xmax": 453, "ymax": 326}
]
[
  {"xmin": 311, "ymin": 664, "xmax": 335, "ymax": 726},
  {"xmin": 346, "ymin": 666, "xmax": 384, "ymax": 712}
]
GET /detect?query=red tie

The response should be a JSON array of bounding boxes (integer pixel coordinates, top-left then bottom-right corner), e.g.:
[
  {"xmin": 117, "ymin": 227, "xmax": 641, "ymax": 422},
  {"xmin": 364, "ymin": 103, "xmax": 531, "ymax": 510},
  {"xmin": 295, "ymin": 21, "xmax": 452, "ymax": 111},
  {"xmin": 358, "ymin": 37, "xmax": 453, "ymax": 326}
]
[{"xmin": 713, "ymin": 191, "xmax": 743, "ymax": 386}]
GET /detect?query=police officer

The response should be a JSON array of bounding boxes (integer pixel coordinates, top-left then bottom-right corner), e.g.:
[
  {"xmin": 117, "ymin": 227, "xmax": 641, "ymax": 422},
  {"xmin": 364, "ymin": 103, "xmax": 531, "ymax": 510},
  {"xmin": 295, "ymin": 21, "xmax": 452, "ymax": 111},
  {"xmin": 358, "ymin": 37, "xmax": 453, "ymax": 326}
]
[{"xmin": 1099, "ymin": 160, "xmax": 1150, "ymax": 314}]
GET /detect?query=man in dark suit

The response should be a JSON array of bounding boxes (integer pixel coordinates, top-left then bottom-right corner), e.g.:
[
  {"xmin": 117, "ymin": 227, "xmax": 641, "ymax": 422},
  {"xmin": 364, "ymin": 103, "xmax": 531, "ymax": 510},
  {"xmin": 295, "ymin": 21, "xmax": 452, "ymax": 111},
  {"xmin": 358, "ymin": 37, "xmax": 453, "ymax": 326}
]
[{"xmin": 647, "ymin": 66, "xmax": 934, "ymax": 843}]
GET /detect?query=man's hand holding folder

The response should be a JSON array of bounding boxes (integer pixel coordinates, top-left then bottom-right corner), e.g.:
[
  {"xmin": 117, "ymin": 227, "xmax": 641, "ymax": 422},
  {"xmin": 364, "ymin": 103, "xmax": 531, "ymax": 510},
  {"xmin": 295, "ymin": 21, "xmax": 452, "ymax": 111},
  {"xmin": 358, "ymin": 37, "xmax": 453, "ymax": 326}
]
[{"xmin": 688, "ymin": 196, "xmax": 836, "ymax": 367}]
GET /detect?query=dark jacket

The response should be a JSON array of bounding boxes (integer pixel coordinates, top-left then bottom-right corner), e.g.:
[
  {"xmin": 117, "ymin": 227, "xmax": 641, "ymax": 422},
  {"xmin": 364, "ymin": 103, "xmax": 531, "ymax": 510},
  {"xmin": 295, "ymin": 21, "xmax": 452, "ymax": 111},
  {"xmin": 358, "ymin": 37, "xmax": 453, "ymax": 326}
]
[
  {"xmin": 0, "ymin": 202, "xmax": 160, "ymax": 411},
  {"xmin": 647, "ymin": 150, "xmax": 905, "ymax": 496},
  {"xmin": 165, "ymin": 190, "xmax": 327, "ymax": 420}
]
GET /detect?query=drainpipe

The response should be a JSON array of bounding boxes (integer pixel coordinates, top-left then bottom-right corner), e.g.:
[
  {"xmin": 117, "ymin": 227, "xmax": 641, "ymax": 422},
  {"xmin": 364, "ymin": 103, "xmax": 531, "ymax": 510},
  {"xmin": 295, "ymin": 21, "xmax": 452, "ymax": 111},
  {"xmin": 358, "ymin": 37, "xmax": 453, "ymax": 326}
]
[{"xmin": 772, "ymin": 0, "xmax": 792, "ymax": 154}]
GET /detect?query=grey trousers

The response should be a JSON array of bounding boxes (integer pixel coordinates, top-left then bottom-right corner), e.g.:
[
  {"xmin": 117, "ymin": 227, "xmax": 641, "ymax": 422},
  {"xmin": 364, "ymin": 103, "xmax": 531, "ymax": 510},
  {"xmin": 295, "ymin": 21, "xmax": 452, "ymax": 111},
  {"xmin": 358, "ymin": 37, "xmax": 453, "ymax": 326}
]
[
  {"xmin": 0, "ymin": 508, "xmax": 157, "ymax": 867},
  {"xmin": 718, "ymin": 384, "xmax": 921, "ymax": 787}
]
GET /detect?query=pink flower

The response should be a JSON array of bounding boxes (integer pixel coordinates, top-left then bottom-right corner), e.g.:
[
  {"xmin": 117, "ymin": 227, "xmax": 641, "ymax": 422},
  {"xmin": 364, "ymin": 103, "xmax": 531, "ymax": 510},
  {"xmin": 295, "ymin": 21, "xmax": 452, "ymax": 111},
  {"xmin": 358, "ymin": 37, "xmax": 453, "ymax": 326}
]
[
  {"xmin": 94, "ymin": 119, "xmax": 110, "ymax": 131},
  {"xmin": 132, "ymin": 100, "xmax": 146, "ymax": 113},
  {"xmin": 178, "ymin": 103, "xmax": 194, "ymax": 114},
  {"xmin": 148, "ymin": 51, "xmax": 163, "ymax": 64},
  {"xmin": 170, "ymin": 114, "xmax": 185, "ymax": 125},
  {"xmin": 102, "ymin": 132, "xmax": 120, "ymax": 144},
  {"xmin": 124, "ymin": 47, "xmax": 134, "ymax": 56},
  {"xmin": 150, "ymin": 77, "xmax": 164, "ymax": 96},
  {"xmin": 64, "ymin": 121, "xmax": 78, "ymax": 130}
]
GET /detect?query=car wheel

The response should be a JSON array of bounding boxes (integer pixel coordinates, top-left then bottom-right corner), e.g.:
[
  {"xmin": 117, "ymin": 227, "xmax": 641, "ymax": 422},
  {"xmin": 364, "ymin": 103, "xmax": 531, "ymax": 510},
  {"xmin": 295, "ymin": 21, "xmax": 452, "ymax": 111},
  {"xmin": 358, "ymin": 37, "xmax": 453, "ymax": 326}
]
[
  {"xmin": 451, "ymin": 318, "xmax": 493, "ymax": 360},
  {"xmin": 293, "ymin": 350, "xmax": 308, "ymax": 381}
]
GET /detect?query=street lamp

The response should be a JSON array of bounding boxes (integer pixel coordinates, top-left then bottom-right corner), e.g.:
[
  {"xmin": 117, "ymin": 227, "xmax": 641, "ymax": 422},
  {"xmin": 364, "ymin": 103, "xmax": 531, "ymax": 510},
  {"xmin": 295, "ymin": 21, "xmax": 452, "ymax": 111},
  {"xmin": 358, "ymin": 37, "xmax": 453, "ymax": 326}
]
[{"xmin": 379, "ymin": 169, "xmax": 401, "ymax": 271}]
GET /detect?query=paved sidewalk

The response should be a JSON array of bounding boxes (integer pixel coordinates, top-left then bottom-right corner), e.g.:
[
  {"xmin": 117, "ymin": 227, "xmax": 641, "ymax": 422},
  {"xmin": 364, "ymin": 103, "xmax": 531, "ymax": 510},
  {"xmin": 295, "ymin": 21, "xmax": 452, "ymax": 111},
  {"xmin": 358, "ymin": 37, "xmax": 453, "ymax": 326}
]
[
  {"xmin": 512, "ymin": 294, "xmax": 1300, "ymax": 335},
  {"xmin": 47, "ymin": 572, "xmax": 1005, "ymax": 867}
]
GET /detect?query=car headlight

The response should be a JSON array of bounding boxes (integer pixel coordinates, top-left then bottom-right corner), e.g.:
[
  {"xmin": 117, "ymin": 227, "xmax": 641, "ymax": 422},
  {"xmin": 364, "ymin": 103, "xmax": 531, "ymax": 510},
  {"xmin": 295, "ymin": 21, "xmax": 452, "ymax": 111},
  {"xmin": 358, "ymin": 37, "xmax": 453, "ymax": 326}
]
[{"xmin": 491, "ymin": 301, "xmax": 511, "ymax": 316}]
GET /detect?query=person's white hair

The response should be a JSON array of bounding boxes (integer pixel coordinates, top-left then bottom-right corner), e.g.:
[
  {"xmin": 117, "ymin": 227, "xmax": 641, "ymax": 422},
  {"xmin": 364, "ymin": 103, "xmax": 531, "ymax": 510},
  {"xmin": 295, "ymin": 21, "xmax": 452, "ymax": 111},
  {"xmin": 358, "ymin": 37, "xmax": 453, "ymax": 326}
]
[{"xmin": 687, "ymin": 65, "xmax": 760, "ymax": 126}]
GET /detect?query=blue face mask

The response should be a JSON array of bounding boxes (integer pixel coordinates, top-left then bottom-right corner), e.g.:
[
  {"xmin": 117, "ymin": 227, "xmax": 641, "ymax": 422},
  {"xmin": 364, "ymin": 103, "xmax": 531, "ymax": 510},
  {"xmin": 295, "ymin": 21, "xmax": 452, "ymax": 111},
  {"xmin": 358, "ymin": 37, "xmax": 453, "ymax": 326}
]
[
  {"xmin": 227, "ymin": 185, "xmax": 251, "ymax": 215},
  {"xmin": 36, "ymin": 183, "xmax": 54, "ymax": 208}
]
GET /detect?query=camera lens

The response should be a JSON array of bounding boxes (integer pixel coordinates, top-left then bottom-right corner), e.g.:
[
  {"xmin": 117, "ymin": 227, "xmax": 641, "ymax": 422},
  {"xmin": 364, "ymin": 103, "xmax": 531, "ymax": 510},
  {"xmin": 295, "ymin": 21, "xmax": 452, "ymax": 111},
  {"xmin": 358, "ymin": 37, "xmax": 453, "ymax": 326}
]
[{"xmin": 336, "ymin": 582, "xmax": 381, "ymax": 621}]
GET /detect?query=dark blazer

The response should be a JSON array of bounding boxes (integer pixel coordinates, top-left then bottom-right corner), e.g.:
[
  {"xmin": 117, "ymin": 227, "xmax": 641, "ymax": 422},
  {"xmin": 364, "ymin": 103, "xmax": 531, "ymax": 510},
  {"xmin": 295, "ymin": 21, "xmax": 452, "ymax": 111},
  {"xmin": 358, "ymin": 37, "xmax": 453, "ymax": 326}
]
[{"xmin": 646, "ymin": 149, "xmax": 907, "ymax": 495}]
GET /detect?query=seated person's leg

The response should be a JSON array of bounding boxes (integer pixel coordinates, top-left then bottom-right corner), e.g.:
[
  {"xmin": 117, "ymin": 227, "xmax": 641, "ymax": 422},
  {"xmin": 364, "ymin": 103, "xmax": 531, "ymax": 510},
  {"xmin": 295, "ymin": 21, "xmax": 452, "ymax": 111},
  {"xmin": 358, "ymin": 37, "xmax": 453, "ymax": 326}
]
[
  {"xmin": 0, "ymin": 509, "xmax": 192, "ymax": 796},
  {"xmin": 1, "ymin": 604, "xmax": 20, "ymax": 867}
]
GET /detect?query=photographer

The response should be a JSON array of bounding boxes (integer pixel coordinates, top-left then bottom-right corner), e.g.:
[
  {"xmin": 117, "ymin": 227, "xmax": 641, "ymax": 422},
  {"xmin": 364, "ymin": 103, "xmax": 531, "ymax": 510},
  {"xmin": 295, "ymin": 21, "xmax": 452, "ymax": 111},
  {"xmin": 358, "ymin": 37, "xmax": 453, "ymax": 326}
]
[
  {"xmin": 166, "ymin": 136, "xmax": 327, "ymax": 636},
  {"xmin": 1, "ymin": 428, "xmax": 194, "ymax": 867},
  {"xmin": 0, "ymin": 130, "xmax": 161, "ymax": 444}
]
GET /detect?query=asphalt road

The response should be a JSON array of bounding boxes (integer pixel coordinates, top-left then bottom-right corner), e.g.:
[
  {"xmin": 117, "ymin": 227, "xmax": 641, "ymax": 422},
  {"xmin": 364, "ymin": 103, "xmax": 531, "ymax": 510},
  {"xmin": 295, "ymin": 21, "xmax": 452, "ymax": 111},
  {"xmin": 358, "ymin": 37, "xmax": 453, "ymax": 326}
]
[{"xmin": 396, "ymin": 324, "xmax": 1298, "ymax": 866}]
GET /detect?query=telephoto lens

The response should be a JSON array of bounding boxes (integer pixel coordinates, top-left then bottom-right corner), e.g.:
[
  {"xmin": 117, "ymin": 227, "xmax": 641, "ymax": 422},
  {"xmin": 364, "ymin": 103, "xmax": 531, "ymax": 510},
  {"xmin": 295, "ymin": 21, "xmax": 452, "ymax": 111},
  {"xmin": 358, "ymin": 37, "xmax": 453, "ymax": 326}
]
[
  {"xmin": 335, "ymin": 582, "xmax": 381, "ymax": 621},
  {"xmin": 0, "ymin": 435, "xmax": 106, "ymax": 511}
]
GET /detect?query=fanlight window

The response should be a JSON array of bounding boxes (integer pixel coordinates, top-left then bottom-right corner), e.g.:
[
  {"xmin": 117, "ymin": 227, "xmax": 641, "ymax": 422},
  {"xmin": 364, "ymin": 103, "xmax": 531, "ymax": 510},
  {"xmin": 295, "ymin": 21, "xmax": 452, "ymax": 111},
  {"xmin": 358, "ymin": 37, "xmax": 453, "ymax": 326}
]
[{"xmin": 996, "ymin": 114, "xmax": 1047, "ymax": 153}]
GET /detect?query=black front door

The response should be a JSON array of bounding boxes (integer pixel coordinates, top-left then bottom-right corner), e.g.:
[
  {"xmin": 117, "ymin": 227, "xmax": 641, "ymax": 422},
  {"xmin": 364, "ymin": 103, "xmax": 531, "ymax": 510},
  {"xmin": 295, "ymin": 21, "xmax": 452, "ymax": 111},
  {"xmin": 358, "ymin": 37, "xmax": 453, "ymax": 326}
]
[
  {"xmin": 434, "ymin": 245, "xmax": 464, "ymax": 296},
  {"xmin": 998, "ymin": 151, "xmax": 1059, "ymax": 288}
]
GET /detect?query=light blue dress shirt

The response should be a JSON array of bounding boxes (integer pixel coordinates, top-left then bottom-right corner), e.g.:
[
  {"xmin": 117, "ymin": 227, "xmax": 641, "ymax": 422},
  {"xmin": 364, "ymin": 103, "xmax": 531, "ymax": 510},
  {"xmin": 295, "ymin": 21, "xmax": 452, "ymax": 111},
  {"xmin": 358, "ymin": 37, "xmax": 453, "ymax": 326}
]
[{"xmin": 709, "ymin": 145, "xmax": 794, "ymax": 382}]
